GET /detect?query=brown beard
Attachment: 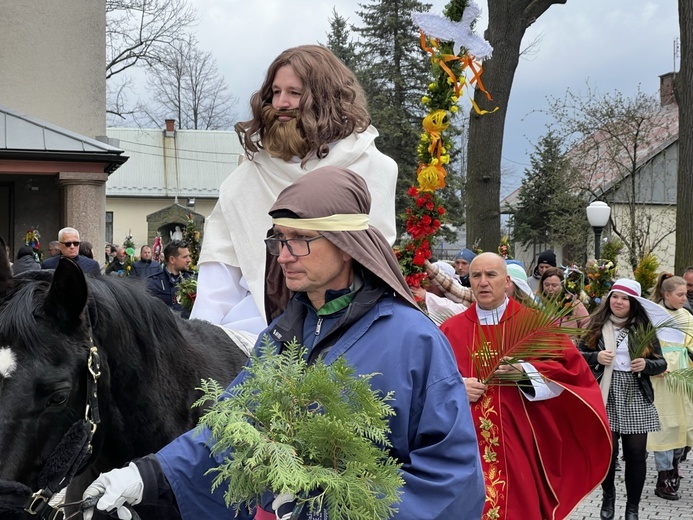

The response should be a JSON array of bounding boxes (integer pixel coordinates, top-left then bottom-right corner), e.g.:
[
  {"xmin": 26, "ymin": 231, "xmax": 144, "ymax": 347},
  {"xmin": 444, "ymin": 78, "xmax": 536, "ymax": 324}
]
[{"xmin": 260, "ymin": 105, "xmax": 310, "ymax": 161}]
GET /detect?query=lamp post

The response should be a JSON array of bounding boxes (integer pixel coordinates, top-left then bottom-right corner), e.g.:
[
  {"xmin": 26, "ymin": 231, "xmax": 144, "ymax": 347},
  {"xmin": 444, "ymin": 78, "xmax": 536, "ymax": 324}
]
[{"xmin": 586, "ymin": 201, "xmax": 611, "ymax": 260}]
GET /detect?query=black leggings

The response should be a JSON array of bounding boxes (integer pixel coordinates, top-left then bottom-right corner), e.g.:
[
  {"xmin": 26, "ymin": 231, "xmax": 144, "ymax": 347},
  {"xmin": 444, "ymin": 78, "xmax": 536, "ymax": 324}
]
[{"xmin": 602, "ymin": 431, "xmax": 648, "ymax": 505}]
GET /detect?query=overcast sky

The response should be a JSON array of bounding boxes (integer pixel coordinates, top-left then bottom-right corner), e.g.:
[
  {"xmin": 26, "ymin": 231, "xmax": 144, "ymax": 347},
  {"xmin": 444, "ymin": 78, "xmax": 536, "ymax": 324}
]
[{"xmin": 181, "ymin": 0, "xmax": 679, "ymax": 193}]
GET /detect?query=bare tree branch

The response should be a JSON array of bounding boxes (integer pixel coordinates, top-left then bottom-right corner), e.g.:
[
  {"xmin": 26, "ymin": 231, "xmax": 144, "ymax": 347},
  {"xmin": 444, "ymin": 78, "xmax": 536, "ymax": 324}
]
[
  {"xmin": 143, "ymin": 35, "xmax": 237, "ymax": 130},
  {"xmin": 105, "ymin": 0, "xmax": 198, "ymax": 79}
]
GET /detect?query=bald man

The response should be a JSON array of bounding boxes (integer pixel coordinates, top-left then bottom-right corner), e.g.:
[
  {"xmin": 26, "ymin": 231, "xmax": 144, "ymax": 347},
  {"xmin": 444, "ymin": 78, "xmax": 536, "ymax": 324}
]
[{"xmin": 441, "ymin": 252, "xmax": 612, "ymax": 520}]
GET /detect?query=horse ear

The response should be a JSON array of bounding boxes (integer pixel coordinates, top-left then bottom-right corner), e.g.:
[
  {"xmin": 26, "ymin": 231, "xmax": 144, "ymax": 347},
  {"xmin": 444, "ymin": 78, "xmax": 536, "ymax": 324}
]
[
  {"xmin": 45, "ymin": 257, "xmax": 88, "ymax": 328},
  {"xmin": 0, "ymin": 236, "xmax": 13, "ymax": 299}
]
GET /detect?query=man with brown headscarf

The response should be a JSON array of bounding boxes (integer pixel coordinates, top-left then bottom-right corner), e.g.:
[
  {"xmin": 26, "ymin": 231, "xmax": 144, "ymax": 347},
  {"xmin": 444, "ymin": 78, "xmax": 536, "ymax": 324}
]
[{"xmin": 83, "ymin": 166, "xmax": 485, "ymax": 520}]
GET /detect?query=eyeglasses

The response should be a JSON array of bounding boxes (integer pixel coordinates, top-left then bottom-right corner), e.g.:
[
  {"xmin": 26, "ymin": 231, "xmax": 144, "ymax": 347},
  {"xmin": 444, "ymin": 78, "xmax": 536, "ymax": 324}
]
[
  {"xmin": 60, "ymin": 241, "xmax": 81, "ymax": 248},
  {"xmin": 264, "ymin": 235, "xmax": 325, "ymax": 257}
]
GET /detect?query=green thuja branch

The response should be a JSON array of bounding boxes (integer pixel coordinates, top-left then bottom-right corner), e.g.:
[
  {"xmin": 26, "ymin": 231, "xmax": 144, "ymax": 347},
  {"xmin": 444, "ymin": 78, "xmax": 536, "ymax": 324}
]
[{"xmin": 194, "ymin": 336, "xmax": 404, "ymax": 519}]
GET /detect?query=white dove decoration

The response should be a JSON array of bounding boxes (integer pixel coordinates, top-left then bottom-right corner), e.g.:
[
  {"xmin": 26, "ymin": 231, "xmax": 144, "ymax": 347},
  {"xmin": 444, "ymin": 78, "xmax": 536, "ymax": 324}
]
[{"xmin": 412, "ymin": 1, "xmax": 493, "ymax": 59}]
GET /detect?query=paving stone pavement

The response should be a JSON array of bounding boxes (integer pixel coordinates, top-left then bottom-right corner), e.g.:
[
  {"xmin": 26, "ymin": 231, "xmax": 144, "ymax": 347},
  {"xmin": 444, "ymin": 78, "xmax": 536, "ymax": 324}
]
[{"xmin": 569, "ymin": 453, "xmax": 693, "ymax": 519}]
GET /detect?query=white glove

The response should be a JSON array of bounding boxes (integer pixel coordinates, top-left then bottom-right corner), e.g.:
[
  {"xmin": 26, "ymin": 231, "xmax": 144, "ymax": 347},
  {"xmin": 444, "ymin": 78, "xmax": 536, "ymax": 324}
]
[
  {"xmin": 82, "ymin": 462, "xmax": 144, "ymax": 520},
  {"xmin": 272, "ymin": 492, "xmax": 296, "ymax": 520}
]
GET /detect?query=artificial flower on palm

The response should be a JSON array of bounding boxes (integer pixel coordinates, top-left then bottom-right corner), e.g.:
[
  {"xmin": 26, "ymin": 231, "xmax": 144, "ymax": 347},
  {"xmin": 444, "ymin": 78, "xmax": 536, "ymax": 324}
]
[
  {"xmin": 24, "ymin": 228, "xmax": 41, "ymax": 250},
  {"xmin": 584, "ymin": 259, "xmax": 617, "ymax": 312},
  {"xmin": 121, "ymin": 233, "xmax": 136, "ymax": 277},
  {"xmin": 182, "ymin": 213, "xmax": 202, "ymax": 268},
  {"xmin": 399, "ymin": 0, "xmax": 493, "ymax": 298}
]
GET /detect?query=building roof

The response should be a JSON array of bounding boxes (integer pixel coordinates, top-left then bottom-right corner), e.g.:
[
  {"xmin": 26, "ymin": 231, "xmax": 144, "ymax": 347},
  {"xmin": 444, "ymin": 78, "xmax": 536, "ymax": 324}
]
[
  {"xmin": 0, "ymin": 104, "xmax": 127, "ymax": 172},
  {"xmin": 501, "ymin": 100, "xmax": 679, "ymax": 212},
  {"xmin": 105, "ymin": 127, "xmax": 244, "ymax": 198}
]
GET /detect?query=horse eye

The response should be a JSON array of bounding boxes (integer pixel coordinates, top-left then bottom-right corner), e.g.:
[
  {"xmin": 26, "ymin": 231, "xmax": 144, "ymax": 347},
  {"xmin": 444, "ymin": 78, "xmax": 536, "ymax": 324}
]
[{"xmin": 46, "ymin": 391, "xmax": 69, "ymax": 407}]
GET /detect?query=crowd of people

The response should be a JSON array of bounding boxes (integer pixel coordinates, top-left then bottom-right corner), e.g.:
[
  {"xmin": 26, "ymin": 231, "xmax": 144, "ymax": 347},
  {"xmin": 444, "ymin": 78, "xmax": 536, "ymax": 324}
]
[
  {"xmin": 6, "ymin": 43, "xmax": 693, "ymax": 520},
  {"xmin": 10, "ymin": 227, "xmax": 196, "ymax": 319}
]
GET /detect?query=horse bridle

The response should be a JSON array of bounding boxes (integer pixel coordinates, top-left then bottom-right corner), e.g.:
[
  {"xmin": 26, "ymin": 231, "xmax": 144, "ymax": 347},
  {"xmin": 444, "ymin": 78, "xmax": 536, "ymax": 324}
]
[
  {"xmin": 0, "ymin": 337, "xmax": 102, "ymax": 520},
  {"xmin": 25, "ymin": 338, "xmax": 102, "ymax": 519}
]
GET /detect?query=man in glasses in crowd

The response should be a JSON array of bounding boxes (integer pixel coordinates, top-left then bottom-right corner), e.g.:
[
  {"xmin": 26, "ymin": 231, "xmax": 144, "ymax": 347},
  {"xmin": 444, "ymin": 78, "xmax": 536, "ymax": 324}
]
[
  {"xmin": 41, "ymin": 226, "xmax": 101, "ymax": 275},
  {"xmin": 81, "ymin": 166, "xmax": 484, "ymax": 520}
]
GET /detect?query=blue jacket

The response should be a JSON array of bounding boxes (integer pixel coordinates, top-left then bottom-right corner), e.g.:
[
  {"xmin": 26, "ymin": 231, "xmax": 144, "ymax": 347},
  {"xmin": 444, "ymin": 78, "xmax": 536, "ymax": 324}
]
[{"xmin": 156, "ymin": 282, "xmax": 484, "ymax": 519}]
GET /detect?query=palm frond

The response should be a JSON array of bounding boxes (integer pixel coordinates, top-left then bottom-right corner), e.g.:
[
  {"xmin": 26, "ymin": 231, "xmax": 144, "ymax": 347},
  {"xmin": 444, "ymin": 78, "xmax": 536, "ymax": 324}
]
[
  {"xmin": 473, "ymin": 300, "xmax": 584, "ymax": 385},
  {"xmin": 629, "ymin": 318, "xmax": 682, "ymax": 360},
  {"xmin": 664, "ymin": 369, "xmax": 693, "ymax": 402}
]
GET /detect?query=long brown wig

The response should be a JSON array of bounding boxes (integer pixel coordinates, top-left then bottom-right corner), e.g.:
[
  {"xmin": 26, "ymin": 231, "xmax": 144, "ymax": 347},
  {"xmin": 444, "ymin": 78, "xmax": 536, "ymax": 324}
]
[{"xmin": 235, "ymin": 45, "xmax": 371, "ymax": 167}]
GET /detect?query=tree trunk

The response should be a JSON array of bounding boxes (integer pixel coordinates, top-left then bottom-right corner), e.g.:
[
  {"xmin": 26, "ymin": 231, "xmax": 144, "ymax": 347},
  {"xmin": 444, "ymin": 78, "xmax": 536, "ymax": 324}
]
[
  {"xmin": 675, "ymin": 0, "xmax": 693, "ymax": 272},
  {"xmin": 465, "ymin": 0, "xmax": 567, "ymax": 251}
]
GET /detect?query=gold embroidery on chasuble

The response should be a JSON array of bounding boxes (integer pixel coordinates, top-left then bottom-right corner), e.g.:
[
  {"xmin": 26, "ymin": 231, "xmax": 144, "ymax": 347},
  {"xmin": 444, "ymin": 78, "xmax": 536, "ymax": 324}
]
[{"xmin": 474, "ymin": 386, "xmax": 507, "ymax": 520}]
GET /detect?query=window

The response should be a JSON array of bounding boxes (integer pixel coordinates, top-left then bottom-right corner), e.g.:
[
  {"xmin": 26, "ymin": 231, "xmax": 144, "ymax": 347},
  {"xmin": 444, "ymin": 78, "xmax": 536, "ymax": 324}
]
[{"xmin": 105, "ymin": 211, "xmax": 113, "ymax": 244}]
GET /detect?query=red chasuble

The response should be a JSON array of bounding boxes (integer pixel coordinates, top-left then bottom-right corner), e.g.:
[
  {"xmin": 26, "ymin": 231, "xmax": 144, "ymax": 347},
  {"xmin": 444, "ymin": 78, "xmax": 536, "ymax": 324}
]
[{"xmin": 441, "ymin": 298, "xmax": 612, "ymax": 520}]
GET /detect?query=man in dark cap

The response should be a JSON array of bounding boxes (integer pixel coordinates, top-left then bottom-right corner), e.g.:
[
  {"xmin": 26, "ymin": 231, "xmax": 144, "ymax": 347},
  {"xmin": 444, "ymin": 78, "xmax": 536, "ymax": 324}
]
[
  {"xmin": 528, "ymin": 249, "xmax": 557, "ymax": 294},
  {"xmin": 82, "ymin": 166, "xmax": 485, "ymax": 520},
  {"xmin": 454, "ymin": 247, "xmax": 477, "ymax": 287}
]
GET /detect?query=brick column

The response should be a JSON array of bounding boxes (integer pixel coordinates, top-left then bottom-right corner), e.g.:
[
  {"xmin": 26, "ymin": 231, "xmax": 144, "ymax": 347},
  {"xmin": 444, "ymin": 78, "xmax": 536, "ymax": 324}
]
[{"xmin": 58, "ymin": 171, "xmax": 108, "ymax": 264}]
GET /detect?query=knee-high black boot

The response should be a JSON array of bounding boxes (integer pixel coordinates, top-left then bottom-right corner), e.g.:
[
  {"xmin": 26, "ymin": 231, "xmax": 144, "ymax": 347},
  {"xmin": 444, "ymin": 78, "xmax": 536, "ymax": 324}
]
[{"xmin": 600, "ymin": 486, "xmax": 615, "ymax": 520}]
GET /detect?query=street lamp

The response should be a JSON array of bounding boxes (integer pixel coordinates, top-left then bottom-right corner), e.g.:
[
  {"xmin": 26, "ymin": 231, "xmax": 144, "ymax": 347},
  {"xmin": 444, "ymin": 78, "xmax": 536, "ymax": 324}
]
[{"xmin": 586, "ymin": 201, "xmax": 611, "ymax": 260}]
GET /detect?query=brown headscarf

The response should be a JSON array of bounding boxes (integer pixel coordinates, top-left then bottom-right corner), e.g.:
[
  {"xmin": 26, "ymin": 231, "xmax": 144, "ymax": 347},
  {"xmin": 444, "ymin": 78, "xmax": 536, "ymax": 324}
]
[{"xmin": 264, "ymin": 166, "xmax": 417, "ymax": 320}]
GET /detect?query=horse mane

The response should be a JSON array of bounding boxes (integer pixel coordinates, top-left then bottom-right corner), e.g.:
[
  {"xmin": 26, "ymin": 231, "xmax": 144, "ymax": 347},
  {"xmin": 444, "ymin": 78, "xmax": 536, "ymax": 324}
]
[{"xmin": 85, "ymin": 276, "xmax": 191, "ymax": 364}]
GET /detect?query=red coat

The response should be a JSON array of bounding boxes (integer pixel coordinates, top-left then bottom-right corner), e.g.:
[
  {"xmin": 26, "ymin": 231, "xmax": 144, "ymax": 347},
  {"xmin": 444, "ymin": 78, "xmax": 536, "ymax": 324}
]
[{"xmin": 441, "ymin": 298, "xmax": 612, "ymax": 520}]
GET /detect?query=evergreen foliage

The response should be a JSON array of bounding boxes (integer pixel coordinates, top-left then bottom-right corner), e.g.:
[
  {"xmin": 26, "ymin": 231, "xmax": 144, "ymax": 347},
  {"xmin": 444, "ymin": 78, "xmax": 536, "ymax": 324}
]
[
  {"xmin": 325, "ymin": 8, "xmax": 358, "ymax": 70},
  {"xmin": 600, "ymin": 237, "xmax": 624, "ymax": 264},
  {"xmin": 508, "ymin": 131, "xmax": 590, "ymax": 261},
  {"xmin": 633, "ymin": 252, "xmax": 659, "ymax": 297},
  {"xmin": 194, "ymin": 337, "xmax": 404, "ymax": 520}
]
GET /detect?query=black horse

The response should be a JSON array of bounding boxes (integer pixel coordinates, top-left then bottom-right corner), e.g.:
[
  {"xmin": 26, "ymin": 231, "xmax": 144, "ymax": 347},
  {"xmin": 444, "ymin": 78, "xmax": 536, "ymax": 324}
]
[{"xmin": 0, "ymin": 249, "xmax": 249, "ymax": 519}]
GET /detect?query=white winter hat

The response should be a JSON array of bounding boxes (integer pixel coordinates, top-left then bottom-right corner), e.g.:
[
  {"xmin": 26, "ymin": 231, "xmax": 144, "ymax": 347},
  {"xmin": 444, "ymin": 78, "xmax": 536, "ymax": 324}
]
[
  {"xmin": 609, "ymin": 278, "xmax": 641, "ymax": 298},
  {"xmin": 608, "ymin": 278, "xmax": 683, "ymax": 344}
]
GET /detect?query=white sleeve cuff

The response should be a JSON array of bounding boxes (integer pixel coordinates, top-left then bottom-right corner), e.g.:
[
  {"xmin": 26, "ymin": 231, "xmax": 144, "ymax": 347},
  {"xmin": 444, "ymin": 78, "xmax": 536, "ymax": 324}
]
[{"xmin": 519, "ymin": 362, "xmax": 564, "ymax": 401}]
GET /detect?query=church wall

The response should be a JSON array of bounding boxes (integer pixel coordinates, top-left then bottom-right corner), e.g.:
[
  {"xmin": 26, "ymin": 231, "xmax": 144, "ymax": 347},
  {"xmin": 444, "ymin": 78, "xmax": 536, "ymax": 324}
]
[{"xmin": 0, "ymin": 0, "xmax": 106, "ymax": 138}]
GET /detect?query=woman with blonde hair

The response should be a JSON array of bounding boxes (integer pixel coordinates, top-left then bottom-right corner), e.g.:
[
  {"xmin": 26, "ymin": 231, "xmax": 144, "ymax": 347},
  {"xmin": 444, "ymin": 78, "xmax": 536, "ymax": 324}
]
[
  {"xmin": 578, "ymin": 279, "xmax": 667, "ymax": 520},
  {"xmin": 647, "ymin": 273, "xmax": 693, "ymax": 501}
]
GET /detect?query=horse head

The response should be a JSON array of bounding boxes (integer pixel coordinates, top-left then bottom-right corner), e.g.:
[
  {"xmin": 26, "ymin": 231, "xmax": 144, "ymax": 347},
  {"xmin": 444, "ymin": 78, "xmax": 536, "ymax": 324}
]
[{"xmin": 0, "ymin": 253, "xmax": 96, "ymax": 491}]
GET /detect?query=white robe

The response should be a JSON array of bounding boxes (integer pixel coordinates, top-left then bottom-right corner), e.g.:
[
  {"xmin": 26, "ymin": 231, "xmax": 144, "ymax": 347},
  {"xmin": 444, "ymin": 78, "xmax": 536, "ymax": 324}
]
[{"xmin": 190, "ymin": 126, "xmax": 398, "ymax": 333}]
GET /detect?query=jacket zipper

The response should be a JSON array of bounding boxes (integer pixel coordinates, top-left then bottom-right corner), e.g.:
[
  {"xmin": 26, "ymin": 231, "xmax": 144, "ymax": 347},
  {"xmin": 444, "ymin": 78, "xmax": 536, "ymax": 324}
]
[{"xmin": 315, "ymin": 317, "xmax": 323, "ymax": 337}]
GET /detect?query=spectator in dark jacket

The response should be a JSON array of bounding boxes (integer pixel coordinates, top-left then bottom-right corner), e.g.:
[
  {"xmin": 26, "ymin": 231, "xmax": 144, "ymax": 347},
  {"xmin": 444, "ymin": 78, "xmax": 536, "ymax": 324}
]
[
  {"xmin": 12, "ymin": 246, "xmax": 40, "ymax": 275},
  {"xmin": 41, "ymin": 227, "xmax": 101, "ymax": 276},
  {"xmin": 147, "ymin": 240, "xmax": 193, "ymax": 317},
  {"xmin": 132, "ymin": 245, "xmax": 161, "ymax": 279}
]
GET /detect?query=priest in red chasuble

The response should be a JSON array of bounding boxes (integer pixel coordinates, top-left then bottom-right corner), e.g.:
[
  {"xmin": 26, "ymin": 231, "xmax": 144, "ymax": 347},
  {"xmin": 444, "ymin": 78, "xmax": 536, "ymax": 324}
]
[{"xmin": 441, "ymin": 253, "xmax": 612, "ymax": 520}]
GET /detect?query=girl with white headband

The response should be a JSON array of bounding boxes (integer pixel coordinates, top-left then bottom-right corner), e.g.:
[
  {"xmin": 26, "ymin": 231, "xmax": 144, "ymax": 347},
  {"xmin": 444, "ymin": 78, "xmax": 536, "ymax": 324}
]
[{"xmin": 578, "ymin": 278, "xmax": 668, "ymax": 520}]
